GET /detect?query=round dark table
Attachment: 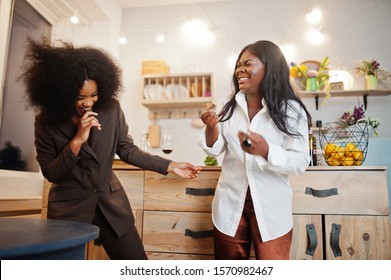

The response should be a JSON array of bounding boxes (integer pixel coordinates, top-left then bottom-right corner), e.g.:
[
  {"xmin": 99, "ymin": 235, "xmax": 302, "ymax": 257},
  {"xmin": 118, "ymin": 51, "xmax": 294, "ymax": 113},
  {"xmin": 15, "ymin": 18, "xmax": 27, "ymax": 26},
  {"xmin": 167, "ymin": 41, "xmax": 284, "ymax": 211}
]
[{"xmin": 0, "ymin": 218, "xmax": 99, "ymax": 260}]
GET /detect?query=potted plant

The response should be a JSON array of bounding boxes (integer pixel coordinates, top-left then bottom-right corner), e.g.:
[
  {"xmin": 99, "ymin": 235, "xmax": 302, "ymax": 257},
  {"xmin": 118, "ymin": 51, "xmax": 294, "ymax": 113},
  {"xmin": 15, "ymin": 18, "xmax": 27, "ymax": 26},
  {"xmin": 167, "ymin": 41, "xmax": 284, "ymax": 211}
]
[
  {"xmin": 290, "ymin": 56, "xmax": 330, "ymax": 92},
  {"xmin": 339, "ymin": 104, "xmax": 381, "ymax": 136},
  {"xmin": 356, "ymin": 59, "xmax": 380, "ymax": 89}
]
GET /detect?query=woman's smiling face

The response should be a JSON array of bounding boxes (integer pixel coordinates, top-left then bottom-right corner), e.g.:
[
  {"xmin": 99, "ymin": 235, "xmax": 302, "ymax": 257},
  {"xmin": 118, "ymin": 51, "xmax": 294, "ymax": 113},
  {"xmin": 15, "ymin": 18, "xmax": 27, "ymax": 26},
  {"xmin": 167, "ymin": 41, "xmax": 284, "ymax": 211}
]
[
  {"xmin": 75, "ymin": 79, "xmax": 98, "ymax": 116},
  {"xmin": 235, "ymin": 49, "xmax": 265, "ymax": 95}
]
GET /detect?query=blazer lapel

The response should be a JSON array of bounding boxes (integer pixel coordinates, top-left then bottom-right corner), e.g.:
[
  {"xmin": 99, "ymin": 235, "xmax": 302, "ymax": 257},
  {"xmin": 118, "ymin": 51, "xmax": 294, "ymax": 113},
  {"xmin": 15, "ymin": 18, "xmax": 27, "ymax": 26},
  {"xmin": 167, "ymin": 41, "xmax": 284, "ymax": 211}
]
[
  {"xmin": 88, "ymin": 107, "xmax": 107, "ymax": 151},
  {"xmin": 56, "ymin": 118, "xmax": 99, "ymax": 162}
]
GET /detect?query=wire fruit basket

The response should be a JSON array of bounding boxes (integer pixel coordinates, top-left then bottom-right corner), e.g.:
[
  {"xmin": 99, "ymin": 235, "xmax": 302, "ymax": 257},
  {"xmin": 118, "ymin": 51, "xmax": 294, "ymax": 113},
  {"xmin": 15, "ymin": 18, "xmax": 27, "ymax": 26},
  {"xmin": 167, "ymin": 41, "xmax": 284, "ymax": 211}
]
[{"xmin": 319, "ymin": 120, "xmax": 369, "ymax": 166}]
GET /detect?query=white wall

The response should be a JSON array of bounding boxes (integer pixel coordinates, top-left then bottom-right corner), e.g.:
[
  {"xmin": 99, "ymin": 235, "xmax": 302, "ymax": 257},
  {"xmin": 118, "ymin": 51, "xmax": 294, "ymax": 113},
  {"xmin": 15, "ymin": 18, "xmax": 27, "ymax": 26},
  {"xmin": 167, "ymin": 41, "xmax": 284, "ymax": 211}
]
[
  {"xmin": 2, "ymin": 0, "xmax": 391, "ymax": 168},
  {"xmin": 0, "ymin": 0, "xmax": 14, "ymax": 126},
  {"xmin": 117, "ymin": 0, "xmax": 391, "ymax": 166},
  {"xmin": 52, "ymin": 0, "xmax": 122, "ymax": 58}
]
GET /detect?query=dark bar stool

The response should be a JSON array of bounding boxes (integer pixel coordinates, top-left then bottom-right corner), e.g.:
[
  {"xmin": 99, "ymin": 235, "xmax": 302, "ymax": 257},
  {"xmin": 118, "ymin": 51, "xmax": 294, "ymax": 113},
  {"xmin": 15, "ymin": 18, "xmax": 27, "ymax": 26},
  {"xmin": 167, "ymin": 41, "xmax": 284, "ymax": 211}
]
[{"xmin": 0, "ymin": 218, "xmax": 99, "ymax": 260}]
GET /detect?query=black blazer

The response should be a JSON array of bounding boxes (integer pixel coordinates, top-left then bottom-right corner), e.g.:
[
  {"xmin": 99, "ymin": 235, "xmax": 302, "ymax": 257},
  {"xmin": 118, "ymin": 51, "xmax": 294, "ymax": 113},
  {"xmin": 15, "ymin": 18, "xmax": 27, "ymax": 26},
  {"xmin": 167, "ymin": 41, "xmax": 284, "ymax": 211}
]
[{"xmin": 35, "ymin": 99, "xmax": 170, "ymax": 238}]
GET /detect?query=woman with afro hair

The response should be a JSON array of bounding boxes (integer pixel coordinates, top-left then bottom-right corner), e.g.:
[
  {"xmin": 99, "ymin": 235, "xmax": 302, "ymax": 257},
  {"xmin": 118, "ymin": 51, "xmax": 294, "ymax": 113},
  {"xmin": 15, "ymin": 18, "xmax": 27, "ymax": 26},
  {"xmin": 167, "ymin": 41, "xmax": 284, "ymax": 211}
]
[{"xmin": 20, "ymin": 37, "xmax": 201, "ymax": 260}]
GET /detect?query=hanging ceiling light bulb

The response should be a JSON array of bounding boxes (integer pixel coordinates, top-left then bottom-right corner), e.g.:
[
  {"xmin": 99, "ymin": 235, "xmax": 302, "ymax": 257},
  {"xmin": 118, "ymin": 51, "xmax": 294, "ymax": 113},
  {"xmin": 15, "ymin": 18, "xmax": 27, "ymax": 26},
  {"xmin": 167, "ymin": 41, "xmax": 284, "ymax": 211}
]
[
  {"xmin": 182, "ymin": 19, "xmax": 215, "ymax": 46},
  {"xmin": 70, "ymin": 12, "xmax": 79, "ymax": 24},
  {"xmin": 306, "ymin": 27, "xmax": 325, "ymax": 45},
  {"xmin": 118, "ymin": 33, "xmax": 127, "ymax": 45},
  {"xmin": 156, "ymin": 34, "xmax": 165, "ymax": 43},
  {"xmin": 306, "ymin": 8, "xmax": 322, "ymax": 24}
]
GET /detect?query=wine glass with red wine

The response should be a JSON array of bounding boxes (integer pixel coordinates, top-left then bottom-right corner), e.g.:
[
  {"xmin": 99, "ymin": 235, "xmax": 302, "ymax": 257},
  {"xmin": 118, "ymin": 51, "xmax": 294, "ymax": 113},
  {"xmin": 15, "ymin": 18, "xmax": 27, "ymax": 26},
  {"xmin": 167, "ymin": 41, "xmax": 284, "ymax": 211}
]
[{"xmin": 161, "ymin": 133, "xmax": 173, "ymax": 154}]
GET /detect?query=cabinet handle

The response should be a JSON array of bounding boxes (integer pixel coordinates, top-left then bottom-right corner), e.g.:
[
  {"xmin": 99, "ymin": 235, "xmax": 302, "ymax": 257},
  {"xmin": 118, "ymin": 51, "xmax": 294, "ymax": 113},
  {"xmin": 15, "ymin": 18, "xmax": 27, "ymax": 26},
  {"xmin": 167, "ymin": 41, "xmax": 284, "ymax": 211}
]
[
  {"xmin": 185, "ymin": 229, "xmax": 214, "ymax": 239},
  {"xmin": 305, "ymin": 223, "xmax": 318, "ymax": 256},
  {"xmin": 305, "ymin": 187, "xmax": 338, "ymax": 197},
  {"xmin": 186, "ymin": 188, "xmax": 215, "ymax": 196},
  {"xmin": 330, "ymin": 223, "xmax": 342, "ymax": 257}
]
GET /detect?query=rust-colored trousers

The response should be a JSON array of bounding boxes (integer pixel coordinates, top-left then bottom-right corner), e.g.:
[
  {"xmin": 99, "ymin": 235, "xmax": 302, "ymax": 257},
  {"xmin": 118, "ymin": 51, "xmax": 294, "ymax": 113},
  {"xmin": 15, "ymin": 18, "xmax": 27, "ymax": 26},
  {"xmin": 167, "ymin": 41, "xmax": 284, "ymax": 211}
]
[{"xmin": 214, "ymin": 189, "xmax": 292, "ymax": 260}]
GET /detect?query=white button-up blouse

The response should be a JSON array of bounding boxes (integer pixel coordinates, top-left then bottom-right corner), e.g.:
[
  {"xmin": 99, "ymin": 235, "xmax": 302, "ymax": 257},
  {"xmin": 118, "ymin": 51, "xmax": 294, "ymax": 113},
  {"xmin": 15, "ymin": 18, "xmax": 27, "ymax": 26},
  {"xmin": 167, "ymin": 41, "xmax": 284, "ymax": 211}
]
[{"xmin": 198, "ymin": 91, "xmax": 310, "ymax": 242}]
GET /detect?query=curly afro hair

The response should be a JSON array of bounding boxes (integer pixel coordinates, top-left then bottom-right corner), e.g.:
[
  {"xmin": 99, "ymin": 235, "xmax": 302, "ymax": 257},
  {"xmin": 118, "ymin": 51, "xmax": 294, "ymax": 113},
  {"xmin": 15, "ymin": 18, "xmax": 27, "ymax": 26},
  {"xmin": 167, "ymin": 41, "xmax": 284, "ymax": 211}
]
[{"xmin": 20, "ymin": 37, "xmax": 123, "ymax": 123}]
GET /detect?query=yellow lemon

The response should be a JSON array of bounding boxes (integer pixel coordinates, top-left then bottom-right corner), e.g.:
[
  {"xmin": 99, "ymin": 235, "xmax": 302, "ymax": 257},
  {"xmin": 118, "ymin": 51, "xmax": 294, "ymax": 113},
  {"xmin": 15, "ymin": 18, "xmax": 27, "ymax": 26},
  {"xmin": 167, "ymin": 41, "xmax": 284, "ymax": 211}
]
[
  {"xmin": 327, "ymin": 158, "xmax": 341, "ymax": 166},
  {"xmin": 323, "ymin": 152, "xmax": 330, "ymax": 160},
  {"xmin": 341, "ymin": 156, "xmax": 355, "ymax": 166},
  {"xmin": 331, "ymin": 145, "xmax": 345, "ymax": 160},
  {"xmin": 344, "ymin": 143, "xmax": 357, "ymax": 157},
  {"xmin": 324, "ymin": 143, "xmax": 336, "ymax": 157},
  {"xmin": 354, "ymin": 160, "xmax": 363, "ymax": 166},
  {"xmin": 352, "ymin": 150, "xmax": 363, "ymax": 161}
]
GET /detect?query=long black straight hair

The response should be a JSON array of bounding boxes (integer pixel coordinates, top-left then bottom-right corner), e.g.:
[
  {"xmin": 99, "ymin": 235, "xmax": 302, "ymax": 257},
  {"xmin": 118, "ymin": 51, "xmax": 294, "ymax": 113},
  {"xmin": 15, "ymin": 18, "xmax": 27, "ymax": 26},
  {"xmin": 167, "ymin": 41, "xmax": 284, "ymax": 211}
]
[{"xmin": 219, "ymin": 40, "xmax": 311, "ymax": 137}]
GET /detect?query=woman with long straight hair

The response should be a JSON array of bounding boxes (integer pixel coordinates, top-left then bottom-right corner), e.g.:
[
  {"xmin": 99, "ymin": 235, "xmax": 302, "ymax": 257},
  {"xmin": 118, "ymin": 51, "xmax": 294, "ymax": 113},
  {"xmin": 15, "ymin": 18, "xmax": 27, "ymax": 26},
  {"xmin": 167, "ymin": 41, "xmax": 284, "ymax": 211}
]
[{"xmin": 199, "ymin": 40, "xmax": 311, "ymax": 260}]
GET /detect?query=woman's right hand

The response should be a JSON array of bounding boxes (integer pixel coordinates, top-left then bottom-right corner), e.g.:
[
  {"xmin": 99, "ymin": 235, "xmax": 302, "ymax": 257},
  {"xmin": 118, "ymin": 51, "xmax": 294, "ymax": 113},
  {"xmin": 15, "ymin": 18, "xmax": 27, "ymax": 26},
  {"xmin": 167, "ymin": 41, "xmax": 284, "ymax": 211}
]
[
  {"xmin": 70, "ymin": 111, "xmax": 101, "ymax": 155},
  {"xmin": 200, "ymin": 102, "xmax": 219, "ymax": 128},
  {"xmin": 200, "ymin": 102, "xmax": 219, "ymax": 147},
  {"xmin": 167, "ymin": 161, "xmax": 202, "ymax": 179},
  {"xmin": 76, "ymin": 111, "xmax": 101, "ymax": 143}
]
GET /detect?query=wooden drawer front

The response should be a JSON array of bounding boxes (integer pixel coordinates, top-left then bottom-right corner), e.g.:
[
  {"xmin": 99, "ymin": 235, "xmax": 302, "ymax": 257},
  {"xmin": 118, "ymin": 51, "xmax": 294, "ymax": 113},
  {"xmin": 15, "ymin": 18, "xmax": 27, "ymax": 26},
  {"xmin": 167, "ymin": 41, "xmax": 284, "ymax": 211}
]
[
  {"xmin": 143, "ymin": 211, "xmax": 214, "ymax": 255},
  {"xmin": 291, "ymin": 170, "xmax": 388, "ymax": 215},
  {"xmin": 87, "ymin": 243, "xmax": 110, "ymax": 260},
  {"xmin": 324, "ymin": 215, "xmax": 391, "ymax": 260},
  {"xmin": 144, "ymin": 171, "xmax": 219, "ymax": 212},
  {"xmin": 291, "ymin": 214, "xmax": 323, "ymax": 260},
  {"xmin": 114, "ymin": 170, "xmax": 144, "ymax": 210},
  {"xmin": 147, "ymin": 252, "xmax": 213, "ymax": 260},
  {"xmin": 0, "ymin": 198, "xmax": 42, "ymax": 216}
]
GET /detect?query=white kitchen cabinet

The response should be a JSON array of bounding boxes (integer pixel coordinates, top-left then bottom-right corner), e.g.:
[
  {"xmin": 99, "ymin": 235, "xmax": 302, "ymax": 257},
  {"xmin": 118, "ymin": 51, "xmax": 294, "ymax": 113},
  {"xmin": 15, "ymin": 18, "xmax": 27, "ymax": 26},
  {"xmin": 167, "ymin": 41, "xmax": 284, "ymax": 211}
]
[{"xmin": 290, "ymin": 166, "xmax": 391, "ymax": 259}]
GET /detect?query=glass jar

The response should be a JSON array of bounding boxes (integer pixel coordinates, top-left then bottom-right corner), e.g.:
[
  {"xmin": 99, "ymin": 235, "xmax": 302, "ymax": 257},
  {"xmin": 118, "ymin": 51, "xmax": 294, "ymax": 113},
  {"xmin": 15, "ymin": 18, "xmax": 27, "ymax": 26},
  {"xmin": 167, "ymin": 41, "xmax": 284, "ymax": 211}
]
[{"xmin": 139, "ymin": 132, "xmax": 151, "ymax": 152}]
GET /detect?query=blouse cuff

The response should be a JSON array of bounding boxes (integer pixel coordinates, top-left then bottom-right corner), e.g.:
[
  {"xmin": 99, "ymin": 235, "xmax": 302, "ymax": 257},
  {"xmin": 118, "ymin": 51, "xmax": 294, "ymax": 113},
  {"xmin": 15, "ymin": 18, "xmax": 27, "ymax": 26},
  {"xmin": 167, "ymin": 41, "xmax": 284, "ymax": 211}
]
[
  {"xmin": 255, "ymin": 142, "xmax": 287, "ymax": 170},
  {"xmin": 198, "ymin": 128, "xmax": 224, "ymax": 156}
]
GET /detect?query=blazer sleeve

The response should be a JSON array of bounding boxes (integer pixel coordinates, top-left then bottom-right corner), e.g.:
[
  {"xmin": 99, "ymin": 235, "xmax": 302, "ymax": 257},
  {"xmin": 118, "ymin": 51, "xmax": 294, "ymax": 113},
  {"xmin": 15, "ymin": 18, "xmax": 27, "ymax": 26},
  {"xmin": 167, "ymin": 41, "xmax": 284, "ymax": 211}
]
[
  {"xmin": 114, "ymin": 102, "xmax": 171, "ymax": 175},
  {"xmin": 34, "ymin": 115, "xmax": 80, "ymax": 182}
]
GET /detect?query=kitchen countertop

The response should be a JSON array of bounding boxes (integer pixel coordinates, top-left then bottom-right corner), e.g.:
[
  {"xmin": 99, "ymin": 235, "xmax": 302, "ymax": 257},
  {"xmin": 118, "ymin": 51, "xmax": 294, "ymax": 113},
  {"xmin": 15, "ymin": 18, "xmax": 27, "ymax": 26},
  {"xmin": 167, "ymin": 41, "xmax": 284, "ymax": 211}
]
[{"xmin": 113, "ymin": 160, "xmax": 386, "ymax": 172}]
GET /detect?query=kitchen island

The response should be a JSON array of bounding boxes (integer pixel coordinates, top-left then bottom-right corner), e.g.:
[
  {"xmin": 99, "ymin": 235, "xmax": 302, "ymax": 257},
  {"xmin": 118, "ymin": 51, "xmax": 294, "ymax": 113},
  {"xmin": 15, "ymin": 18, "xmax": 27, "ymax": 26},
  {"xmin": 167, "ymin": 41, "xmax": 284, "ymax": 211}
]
[{"xmin": 89, "ymin": 163, "xmax": 391, "ymax": 260}]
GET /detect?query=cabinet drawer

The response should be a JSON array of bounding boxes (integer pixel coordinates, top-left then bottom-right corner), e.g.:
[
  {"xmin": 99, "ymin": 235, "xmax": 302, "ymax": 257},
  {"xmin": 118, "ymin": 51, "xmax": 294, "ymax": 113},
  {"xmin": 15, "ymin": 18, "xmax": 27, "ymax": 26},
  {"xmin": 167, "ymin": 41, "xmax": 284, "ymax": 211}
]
[
  {"xmin": 324, "ymin": 215, "xmax": 391, "ymax": 260},
  {"xmin": 0, "ymin": 198, "xmax": 42, "ymax": 216},
  {"xmin": 291, "ymin": 170, "xmax": 388, "ymax": 215},
  {"xmin": 143, "ymin": 211, "xmax": 214, "ymax": 255},
  {"xmin": 144, "ymin": 171, "xmax": 219, "ymax": 211},
  {"xmin": 114, "ymin": 170, "xmax": 144, "ymax": 210},
  {"xmin": 147, "ymin": 252, "xmax": 213, "ymax": 260}
]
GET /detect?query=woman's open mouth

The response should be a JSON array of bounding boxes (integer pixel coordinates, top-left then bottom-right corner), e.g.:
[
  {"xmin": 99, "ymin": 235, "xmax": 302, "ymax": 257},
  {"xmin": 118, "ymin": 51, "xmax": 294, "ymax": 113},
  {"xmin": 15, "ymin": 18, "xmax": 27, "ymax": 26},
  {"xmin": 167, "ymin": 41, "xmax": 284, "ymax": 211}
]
[
  {"xmin": 80, "ymin": 107, "xmax": 92, "ymax": 114},
  {"xmin": 238, "ymin": 76, "xmax": 249, "ymax": 84}
]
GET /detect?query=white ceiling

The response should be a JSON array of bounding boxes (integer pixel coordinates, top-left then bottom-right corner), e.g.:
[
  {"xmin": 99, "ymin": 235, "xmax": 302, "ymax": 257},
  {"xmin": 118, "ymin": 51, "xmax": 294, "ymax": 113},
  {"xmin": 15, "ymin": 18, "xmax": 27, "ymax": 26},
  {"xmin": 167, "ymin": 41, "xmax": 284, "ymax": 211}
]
[
  {"xmin": 28, "ymin": 0, "xmax": 108, "ymax": 23},
  {"xmin": 30, "ymin": 0, "xmax": 232, "ymax": 24},
  {"xmin": 115, "ymin": 0, "xmax": 232, "ymax": 8}
]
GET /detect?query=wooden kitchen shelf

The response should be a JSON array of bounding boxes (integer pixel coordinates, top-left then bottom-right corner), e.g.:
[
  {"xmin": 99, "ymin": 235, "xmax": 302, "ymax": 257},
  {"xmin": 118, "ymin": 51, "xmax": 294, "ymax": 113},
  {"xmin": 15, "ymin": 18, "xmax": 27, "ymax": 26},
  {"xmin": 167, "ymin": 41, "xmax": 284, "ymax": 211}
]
[
  {"xmin": 141, "ymin": 73, "xmax": 214, "ymax": 119},
  {"xmin": 297, "ymin": 89, "xmax": 391, "ymax": 110}
]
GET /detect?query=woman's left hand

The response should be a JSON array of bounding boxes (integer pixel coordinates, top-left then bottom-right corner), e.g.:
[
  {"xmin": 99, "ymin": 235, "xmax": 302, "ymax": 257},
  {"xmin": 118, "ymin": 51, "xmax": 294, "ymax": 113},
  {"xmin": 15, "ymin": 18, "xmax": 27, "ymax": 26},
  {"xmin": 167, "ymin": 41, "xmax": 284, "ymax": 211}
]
[
  {"xmin": 238, "ymin": 130, "xmax": 269, "ymax": 159},
  {"xmin": 167, "ymin": 162, "xmax": 202, "ymax": 179}
]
